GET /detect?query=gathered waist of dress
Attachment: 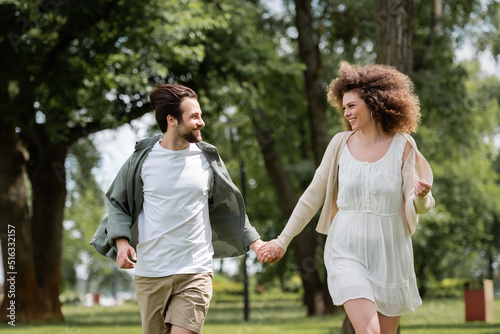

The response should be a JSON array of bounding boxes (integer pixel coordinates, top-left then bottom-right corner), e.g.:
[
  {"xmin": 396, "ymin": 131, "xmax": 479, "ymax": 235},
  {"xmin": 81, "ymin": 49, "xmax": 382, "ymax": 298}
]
[{"xmin": 337, "ymin": 209, "xmax": 403, "ymax": 217}]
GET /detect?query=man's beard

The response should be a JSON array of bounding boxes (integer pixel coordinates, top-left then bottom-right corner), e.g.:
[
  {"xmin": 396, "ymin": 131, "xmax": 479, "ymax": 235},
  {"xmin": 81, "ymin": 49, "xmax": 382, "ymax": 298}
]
[{"xmin": 177, "ymin": 126, "xmax": 202, "ymax": 143}]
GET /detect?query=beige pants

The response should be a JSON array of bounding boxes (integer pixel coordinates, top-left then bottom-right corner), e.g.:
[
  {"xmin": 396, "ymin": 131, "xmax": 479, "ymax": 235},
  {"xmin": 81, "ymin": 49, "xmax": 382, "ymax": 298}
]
[{"xmin": 134, "ymin": 273, "xmax": 213, "ymax": 334}]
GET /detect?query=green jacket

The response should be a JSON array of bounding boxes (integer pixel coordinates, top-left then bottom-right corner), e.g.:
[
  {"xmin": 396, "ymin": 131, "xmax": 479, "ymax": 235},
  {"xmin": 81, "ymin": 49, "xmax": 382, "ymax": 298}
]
[{"xmin": 90, "ymin": 135, "xmax": 260, "ymax": 260}]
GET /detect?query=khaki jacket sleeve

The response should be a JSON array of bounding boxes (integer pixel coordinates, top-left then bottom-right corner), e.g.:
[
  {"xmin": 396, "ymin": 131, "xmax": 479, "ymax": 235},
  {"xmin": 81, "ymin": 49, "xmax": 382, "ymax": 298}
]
[
  {"xmin": 90, "ymin": 156, "xmax": 134, "ymax": 260},
  {"xmin": 105, "ymin": 157, "xmax": 135, "ymax": 245}
]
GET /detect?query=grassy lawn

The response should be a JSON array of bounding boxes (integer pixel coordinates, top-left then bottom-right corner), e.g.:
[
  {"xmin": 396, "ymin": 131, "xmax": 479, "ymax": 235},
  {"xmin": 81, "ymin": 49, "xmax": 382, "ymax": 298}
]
[{"xmin": 3, "ymin": 297, "xmax": 500, "ymax": 333}]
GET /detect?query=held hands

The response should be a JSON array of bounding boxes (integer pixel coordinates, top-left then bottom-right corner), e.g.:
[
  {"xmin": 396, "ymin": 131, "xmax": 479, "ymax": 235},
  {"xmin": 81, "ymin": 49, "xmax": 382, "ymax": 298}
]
[
  {"xmin": 115, "ymin": 238, "xmax": 137, "ymax": 269},
  {"xmin": 116, "ymin": 237, "xmax": 285, "ymax": 269},
  {"xmin": 414, "ymin": 179, "xmax": 432, "ymax": 198},
  {"xmin": 256, "ymin": 241, "xmax": 285, "ymax": 265},
  {"xmin": 249, "ymin": 239, "xmax": 284, "ymax": 264}
]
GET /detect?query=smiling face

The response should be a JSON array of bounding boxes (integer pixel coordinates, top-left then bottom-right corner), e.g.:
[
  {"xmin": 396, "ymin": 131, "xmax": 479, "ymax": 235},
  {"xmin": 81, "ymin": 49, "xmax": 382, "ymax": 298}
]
[
  {"xmin": 342, "ymin": 90, "xmax": 372, "ymax": 131},
  {"xmin": 176, "ymin": 97, "xmax": 205, "ymax": 143}
]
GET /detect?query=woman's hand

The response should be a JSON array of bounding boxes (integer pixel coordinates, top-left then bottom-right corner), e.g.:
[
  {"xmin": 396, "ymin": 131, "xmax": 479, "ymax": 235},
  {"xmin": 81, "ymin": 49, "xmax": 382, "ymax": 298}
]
[
  {"xmin": 257, "ymin": 241, "xmax": 285, "ymax": 265},
  {"xmin": 414, "ymin": 179, "xmax": 432, "ymax": 198}
]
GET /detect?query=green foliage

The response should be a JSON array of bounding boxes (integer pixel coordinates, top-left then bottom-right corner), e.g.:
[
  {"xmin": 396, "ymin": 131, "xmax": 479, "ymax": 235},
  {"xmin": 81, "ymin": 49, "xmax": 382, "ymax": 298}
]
[
  {"xmin": 63, "ymin": 138, "xmax": 134, "ymax": 297},
  {"xmin": 471, "ymin": 1, "xmax": 500, "ymax": 57},
  {"xmin": 213, "ymin": 274, "xmax": 245, "ymax": 298},
  {"xmin": 413, "ymin": 55, "xmax": 500, "ymax": 289},
  {"xmin": 1, "ymin": 0, "xmax": 239, "ymax": 144},
  {"xmin": 396, "ymin": 0, "xmax": 500, "ymax": 294},
  {"xmin": 1, "ymin": 0, "xmax": 157, "ymax": 142},
  {"xmin": 424, "ymin": 278, "xmax": 469, "ymax": 298}
]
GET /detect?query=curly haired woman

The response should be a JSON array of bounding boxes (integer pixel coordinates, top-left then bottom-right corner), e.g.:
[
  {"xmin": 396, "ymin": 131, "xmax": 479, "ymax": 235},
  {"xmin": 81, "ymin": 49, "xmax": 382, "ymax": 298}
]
[{"xmin": 258, "ymin": 62, "xmax": 435, "ymax": 334}]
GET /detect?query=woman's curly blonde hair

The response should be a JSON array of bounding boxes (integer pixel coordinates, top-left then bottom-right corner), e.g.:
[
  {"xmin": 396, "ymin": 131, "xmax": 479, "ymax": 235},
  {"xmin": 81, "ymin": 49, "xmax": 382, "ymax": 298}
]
[{"xmin": 327, "ymin": 62, "xmax": 421, "ymax": 134}]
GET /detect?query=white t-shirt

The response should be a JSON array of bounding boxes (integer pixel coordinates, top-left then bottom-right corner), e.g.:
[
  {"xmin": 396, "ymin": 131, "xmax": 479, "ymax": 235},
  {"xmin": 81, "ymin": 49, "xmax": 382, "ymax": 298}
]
[{"xmin": 135, "ymin": 141, "xmax": 214, "ymax": 277}]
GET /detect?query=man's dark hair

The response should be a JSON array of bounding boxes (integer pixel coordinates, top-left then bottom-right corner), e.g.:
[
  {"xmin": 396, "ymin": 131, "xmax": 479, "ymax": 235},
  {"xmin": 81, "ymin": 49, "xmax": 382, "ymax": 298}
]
[{"xmin": 149, "ymin": 84, "xmax": 198, "ymax": 133}]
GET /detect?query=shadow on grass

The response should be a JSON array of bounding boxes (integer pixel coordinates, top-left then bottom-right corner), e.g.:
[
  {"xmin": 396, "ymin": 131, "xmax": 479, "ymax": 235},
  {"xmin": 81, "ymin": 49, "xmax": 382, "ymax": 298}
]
[
  {"xmin": 403, "ymin": 322, "xmax": 500, "ymax": 330},
  {"xmin": 64, "ymin": 309, "xmax": 141, "ymax": 327},
  {"xmin": 0, "ymin": 306, "xmax": 142, "ymax": 329},
  {"xmin": 205, "ymin": 301, "xmax": 318, "ymax": 325},
  {"xmin": 4, "ymin": 299, "xmax": 500, "ymax": 334}
]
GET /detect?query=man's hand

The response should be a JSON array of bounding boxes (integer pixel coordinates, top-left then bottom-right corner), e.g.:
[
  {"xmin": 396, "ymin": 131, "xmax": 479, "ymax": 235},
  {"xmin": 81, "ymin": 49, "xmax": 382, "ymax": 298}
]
[
  {"xmin": 249, "ymin": 239, "xmax": 264, "ymax": 254},
  {"xmin": 115, "ymin": 238, "xmax": 136, "ymax": 269}
]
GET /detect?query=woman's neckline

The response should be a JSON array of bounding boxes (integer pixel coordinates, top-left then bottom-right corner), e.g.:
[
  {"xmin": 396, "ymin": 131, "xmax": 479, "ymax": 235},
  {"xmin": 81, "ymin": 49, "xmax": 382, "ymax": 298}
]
[{"xmin": 345, "ymin": 132, "xmax": 399, "ymax": 165}]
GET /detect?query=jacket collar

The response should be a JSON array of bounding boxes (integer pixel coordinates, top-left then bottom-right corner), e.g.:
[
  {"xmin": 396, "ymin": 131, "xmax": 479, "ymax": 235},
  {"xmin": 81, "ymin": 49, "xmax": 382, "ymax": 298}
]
[{"xmin": 134, "ymin": 135, "xmax": 161, "ymax": 151}]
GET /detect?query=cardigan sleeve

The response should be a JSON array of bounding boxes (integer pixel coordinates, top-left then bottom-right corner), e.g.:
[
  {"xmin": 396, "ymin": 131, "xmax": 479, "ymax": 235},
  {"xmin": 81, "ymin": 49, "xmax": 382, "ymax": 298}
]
[
  {"xmin": 273, "ymin": 133, "xmax": 343, "ymax": 251},
  {"xmin": 273, "ymin": 170, "xmax": 328, "ymax": 251},
  {"xmin": 401, "ymin": 136, "xmax": 435, "ymax": 235}
]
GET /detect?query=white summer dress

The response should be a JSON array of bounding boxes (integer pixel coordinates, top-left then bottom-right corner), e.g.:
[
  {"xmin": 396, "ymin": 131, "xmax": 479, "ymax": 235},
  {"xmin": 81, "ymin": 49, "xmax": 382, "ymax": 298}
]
[{"xmin": 324, "ymin": 132, "xmax": 422, "ymax": 316}]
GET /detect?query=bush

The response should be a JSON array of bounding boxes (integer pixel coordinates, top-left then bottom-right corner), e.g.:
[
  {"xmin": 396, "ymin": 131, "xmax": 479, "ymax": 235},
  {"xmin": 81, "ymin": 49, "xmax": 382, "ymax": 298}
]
[{"xmin": 426, "ymin": 278, "xmax": 469, "ymax": 298}]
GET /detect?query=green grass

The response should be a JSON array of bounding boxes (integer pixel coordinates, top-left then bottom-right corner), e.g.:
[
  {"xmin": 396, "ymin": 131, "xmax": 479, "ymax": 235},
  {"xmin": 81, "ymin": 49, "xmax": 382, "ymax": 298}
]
[{"xmin": 3, "ymin": 297, "xmax": 500, "ymax": 333}]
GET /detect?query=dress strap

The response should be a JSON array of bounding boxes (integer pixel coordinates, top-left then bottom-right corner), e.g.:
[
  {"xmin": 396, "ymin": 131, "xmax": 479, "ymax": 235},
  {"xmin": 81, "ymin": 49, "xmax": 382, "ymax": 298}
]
[{"xmin": 392, "ymin": 133, "xmax": 407, "ymax": 163}]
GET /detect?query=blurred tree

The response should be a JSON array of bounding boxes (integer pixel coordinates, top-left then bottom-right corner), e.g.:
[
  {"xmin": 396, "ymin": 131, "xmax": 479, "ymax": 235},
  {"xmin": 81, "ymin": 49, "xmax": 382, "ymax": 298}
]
[
  {"xmin": 0, "ymin": 0, "xmax": 154, "ymax": 321},
  {"xmin": 0, "ymin": 0, "xmax": 232, "ymax": 322},
  {"xmin": 411, "ymin": 0, "xmax": 500, "ymax": 295},
  {"xmin": 270, "ymin": 0, "xmax": 333, "ymax": 315},
  {"xmin": 63, "ymin": 139, "xmax": 104, "ymax": 294},
  {"xmin": 375, "ymin": 0, "xmax": 414, "ymax": 75},
  {"xmin": 472, "ymin": 0, "xmax": 500, "ymax": 59},
  {"xmin": 61, "ymin": 138, "xmax": 134, "ymax": 299},
  {"xmin": 0, "ymin": 115, "xmax": 46, "ymax": 322}
]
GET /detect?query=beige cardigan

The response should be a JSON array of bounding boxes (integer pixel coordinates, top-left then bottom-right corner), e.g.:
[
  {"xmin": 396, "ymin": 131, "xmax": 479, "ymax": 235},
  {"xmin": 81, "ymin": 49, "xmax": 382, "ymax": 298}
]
[{"xmin": 274, "ymin": 131, "xmax": 435, "ymax": 251}]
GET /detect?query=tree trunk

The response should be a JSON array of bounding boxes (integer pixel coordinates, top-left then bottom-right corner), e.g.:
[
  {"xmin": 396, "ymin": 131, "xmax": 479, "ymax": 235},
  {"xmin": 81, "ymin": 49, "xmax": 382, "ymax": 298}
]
[
  {"xmin": 251, "ymin": 111, "xmax": 297, "ymax": 215},
  {"xmin": 375, "ymin": 0, "xmax": 414, "ymax": 76},
  {"xmin": 293, "ymin": 227, "xmax": 335, "ymax": 316},
  {"xmin": 0, "ymin": 119, "xmax": 52, "ymax": 323},
  {"xmin": 340, "ymin": 1, "xmax": 414, "ymax": 331},
  {"xmin": 292, "ymin": 0, "xmax": 337, "ymax": 316},
  {"xmin": 294, "ymin": 0, "xmax": 329, "ymax": 166},
  {"xmin": 252, "ymin": 111, "xmax": 335, "ymax": 315},
  {"xmin": 432, "ymin": 0, "xmax": 443, "ymax": 33},
  {"xmin": 27, "ymin": 141, "xmax": 68, "ymax": 322}
]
